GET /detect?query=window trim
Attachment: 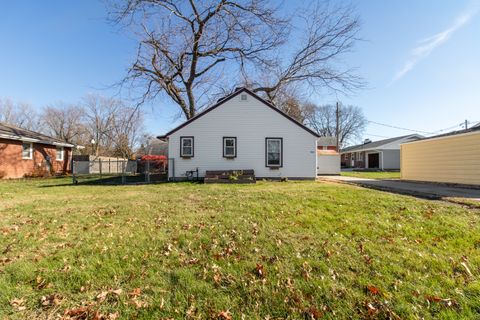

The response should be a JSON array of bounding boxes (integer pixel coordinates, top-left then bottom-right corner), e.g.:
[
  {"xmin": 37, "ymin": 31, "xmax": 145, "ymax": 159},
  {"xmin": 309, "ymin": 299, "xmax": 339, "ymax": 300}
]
[
  {"xmin": 22, "ymin": 142, "xmax": 33, "ymax": 160},
  {"xmin": 223, "ymin": 137, "xmax": 237, "ymax": 158},
  {"xmin": 56, "ymin": 146, "xmax": 64, "ymax": 161},
  {"xmin": 180, "ymin": 136, "xmax": 194, "ymax": 158},
  {"xmin": 265, "ymin": 137, "xmax": 283, "ymax": 168}
]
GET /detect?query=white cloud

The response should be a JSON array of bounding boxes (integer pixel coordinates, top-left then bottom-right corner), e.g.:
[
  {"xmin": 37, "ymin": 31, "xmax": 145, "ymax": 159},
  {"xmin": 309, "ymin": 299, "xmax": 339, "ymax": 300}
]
[{"xmin": 391, "ymin": 2, "xmax": 480, "ymax": 84}]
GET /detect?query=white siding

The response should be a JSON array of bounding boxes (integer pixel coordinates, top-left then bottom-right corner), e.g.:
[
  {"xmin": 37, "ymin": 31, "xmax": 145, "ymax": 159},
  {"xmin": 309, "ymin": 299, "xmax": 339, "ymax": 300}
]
[
  {"xmin": 381, "ymin": 150, "xmax": 400, "ymax": 170},
  {"xmin": 316, "ymin": 154, "xmax": 340, "ymax": 174},
  {"xmin": 168, "ymin": 92, "xmax": 317, "ymax": 179}
]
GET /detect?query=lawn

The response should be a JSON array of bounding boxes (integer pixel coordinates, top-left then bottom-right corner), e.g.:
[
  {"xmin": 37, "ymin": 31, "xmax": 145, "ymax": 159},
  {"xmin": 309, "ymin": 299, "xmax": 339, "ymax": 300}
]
[
  {"xmin": 1, "ymin": 178, "xmax": 479, "ymax": 319},
  {"xmin": 341, "ymin": 171, "xmax": 401, "ymax": 180}
]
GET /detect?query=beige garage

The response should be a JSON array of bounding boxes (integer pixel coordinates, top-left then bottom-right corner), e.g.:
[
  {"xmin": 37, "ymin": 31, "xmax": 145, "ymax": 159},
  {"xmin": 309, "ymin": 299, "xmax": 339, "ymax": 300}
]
[{"xmin": 400, "ymin": 126, "xmax": 480, "ymax": 186}]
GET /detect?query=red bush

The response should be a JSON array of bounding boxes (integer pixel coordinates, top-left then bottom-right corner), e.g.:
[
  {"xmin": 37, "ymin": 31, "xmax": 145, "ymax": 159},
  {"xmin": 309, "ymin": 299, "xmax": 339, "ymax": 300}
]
[{"xmin": 141, "ymin": 155, "xmax": 167, "ymax": 161}]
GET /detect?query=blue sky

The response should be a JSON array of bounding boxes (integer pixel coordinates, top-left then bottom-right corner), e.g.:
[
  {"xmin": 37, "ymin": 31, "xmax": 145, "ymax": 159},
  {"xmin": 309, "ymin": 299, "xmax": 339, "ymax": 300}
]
[{"xmin": 0, "ymin": 1, "xmax": 479, "ymax": 141}]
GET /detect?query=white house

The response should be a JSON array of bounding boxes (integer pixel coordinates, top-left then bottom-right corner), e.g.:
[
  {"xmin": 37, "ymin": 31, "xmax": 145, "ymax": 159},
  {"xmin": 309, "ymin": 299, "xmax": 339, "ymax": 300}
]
[{"xmin": 157, "ymin": 88, "xmax": 320, "ymax": 180}]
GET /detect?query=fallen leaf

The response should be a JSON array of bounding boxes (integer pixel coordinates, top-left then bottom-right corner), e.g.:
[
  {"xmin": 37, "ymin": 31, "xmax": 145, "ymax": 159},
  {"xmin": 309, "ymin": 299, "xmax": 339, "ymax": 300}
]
[
  {"xmin": 218, "ymin": 310, "xmax": 232, "ymax": 320},
  {"xmin": 128, "ymin": 288, "xmax": 141, "ymax": 298},
  {"xmin": 304, "ymin": 306, "xmax": 323, "ymax": 319},
  {"xmin": 425, "ymin": 295, "xmax": 442, "ymax": 303},
  {"xmin": 40, "ymin": 294, "xmax": 62, "ymax": 308},
  {"xmin": 365, "ymin": 301, "xmax": 377, "ymax": 315},
  {"xmin": 64, "ymin": 307, "xmax": 90, "ymax": 319},
  {"xmin": 111, "ymin": 288, "xmax": 123, "ymax": 296},
  {"xmin": 366, "ymin": 285, "xmax": 380, "ymax": 295},
  {"xmin": 10, "ymin": 298, "xmax": 26, "ymax": 311},
  {"xmin": 255, "ymin": 264, "xmax": 265, "ymax": 278},
  {"xmin": 130, "ymin": 298, "xmax": 148, "ymax": 309},
  {"xmin": 213, "ymin": 273, "xmax": 222, "ymax": 284}
]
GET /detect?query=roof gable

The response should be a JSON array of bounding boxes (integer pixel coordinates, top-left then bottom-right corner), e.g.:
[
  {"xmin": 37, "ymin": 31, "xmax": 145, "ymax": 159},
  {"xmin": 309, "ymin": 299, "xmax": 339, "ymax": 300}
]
[{"xmin": 157, "ymin": 88, "xmax": 319, "ymax": 138}]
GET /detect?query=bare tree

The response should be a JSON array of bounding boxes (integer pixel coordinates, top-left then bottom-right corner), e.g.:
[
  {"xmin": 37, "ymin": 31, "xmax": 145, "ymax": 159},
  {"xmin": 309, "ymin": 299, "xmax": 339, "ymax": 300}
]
[
  {"xmin": 304, "ymin": 103, "xmax": 366, "ymax": 148},
  {"xmin": 109, "ymin": 0, "xmax": 362, "ymax": 119},
  {"xmin": 83, "ymin": 94, "xmax": 121, "ymax": 156},
  {"xmin": 110, "ymin": 106, "xmax": 144, "ymax": 158},
  {"xmin": 0, "ymin": 98, "xmax": 40, "ymax": 130},
  {"xmin": 41, "ymin": 103, "xmax": 87, "ymax": 144},
  {"xmin": 82, "ymin": 94, "xmax": 144, "ymax": 157}
]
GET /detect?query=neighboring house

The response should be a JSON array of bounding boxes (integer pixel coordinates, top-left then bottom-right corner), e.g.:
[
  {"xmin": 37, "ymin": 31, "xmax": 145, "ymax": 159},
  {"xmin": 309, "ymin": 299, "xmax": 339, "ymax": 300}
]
[
  {"xmin": 0, "ymin": 122, "xmax": 76, "ymax": 179},
  {"xmin": 401, "ymin": 126, "xmax": 480, "ymax": 185},
  {"xmin": 157, "ymin": 87, "xmax": 320, "ymax": 180},
  {"xmin": 316, "ymin": 136, "xmax": 340, "ymax": 175},
  {"xmin": 340, "ymin": 134, "xmax": 422, "ymax": 170},
  {"xmin": 317, "ymin": 136, "xmax": 337, "ymax": 151}
]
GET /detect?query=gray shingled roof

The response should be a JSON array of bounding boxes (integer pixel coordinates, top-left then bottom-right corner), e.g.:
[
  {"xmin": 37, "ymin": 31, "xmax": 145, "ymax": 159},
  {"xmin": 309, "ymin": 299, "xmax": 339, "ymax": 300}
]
[
  {"xmin": 341, "ymin": 134, "xmax": 422, "ymax": 153},
  {"xmin": 317, "ymin": 136, "xmax": 337, "ymax": 146},
  {"xmin": 0, "ymin": 122, "xmax": 75, "ymax": 147}
]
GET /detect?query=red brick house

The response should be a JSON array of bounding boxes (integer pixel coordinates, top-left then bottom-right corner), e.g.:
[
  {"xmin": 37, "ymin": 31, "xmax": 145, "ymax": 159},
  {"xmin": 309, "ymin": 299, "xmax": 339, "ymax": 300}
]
[{"xmin": 0, "ymin": 122, "xmax": 77, "ymax": 179}]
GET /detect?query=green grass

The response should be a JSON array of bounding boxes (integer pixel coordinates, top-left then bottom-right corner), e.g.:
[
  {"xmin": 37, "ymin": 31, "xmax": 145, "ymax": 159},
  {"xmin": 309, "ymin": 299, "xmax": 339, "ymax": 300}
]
[
  {"xmin": 341, "ymin": 171, "xmax": 401, "ymax": 179},
  {"xmin": 1, "ymin": 178, "xmax": 479, "ymax": 319}
]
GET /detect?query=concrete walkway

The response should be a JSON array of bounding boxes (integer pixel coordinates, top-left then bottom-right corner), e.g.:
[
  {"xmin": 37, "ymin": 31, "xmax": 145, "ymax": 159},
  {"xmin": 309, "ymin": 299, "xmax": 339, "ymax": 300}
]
[{"xmin": 318, "ymin": 175, "xmax": 480, "ymax": 200}]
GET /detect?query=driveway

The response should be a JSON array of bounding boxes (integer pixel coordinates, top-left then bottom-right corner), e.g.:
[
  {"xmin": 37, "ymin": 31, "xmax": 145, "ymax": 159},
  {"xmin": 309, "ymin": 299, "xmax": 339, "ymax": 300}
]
[{"xmin": 318, "ymin": 175, "xmax": 480, "ymax": 201}]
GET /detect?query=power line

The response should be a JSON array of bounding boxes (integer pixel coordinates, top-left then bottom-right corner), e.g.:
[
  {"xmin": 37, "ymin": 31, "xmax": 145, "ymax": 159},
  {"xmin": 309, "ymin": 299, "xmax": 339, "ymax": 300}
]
[
  {"xmin": 429, "ymin": 120, "xmax": 480, "ymax": 134},
  {"xmin": 367, "ymin": 120, "xmax": 434, "ymax": 134},
  {"xmin": 429, "ymin": 123, "xmax": 463, "ymax": 134},
  {"xmin": 365, "ymin": 133, "xmax": 391, "ymax": 139}
]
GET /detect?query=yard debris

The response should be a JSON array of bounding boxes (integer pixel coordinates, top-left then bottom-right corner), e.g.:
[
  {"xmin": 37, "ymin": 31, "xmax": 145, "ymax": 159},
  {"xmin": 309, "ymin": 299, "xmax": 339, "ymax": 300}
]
[
  {"xmin": 64, "ymin": 307, "xmax": 118, "ymax": 320},
  {"xmin": 164, "ymin": 243, "xmax": 174, "ymax": 256},
  {"xmin": 63, "ymin": 307, "xmax": 91, "ymax": 319},
  {"xmin": 425, "ymin": 295, "xmax": 459, "ymax": 309},
  {"xmin": 254, "ymin": 263, "xmax": 265, "ymax": 278},
  {"xmin": 96, "ymin": 288, "xmax": 122, "ymax": 303},
  {"xmin": 130, "ymin": 298, "xmax": 148, "ymax": 309},
  {"xmin": 10, "ymin": 297, "xmax": 26, "ymax": 311},
  {"xmin": 33, "ymin": 275, "xmax": 50, "ymax": 290},
  {"xmin": 366, "ymin": 285, "xmax": 380, "ymax": 295},
  {"xmin": 304, "ymin": 306, "xmax": 323, "ymax": 319},
  {"xmin": 460, "ymin": 261, "xmax": 473, "ymax": 277},
  {"xmin": 40, "ymin": 293, "xmax": 63, "ymax": 308},
  {"xmin": 302, "ymin": 261, "xmax": 312, "ymax": 280},
  {"xmin": 217, "ymin": 310, "xmax": 232, "ymax": 320},
  {"xmin": 128, "ymin": 288, "xmax": 142, "ymax": 298}
]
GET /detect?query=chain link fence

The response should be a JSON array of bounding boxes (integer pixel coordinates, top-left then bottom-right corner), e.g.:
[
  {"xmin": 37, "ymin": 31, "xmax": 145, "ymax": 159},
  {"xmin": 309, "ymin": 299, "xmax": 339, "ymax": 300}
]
[{"xmin": 72, "ymin": 158, "xmax": 172, "ymax": 185}]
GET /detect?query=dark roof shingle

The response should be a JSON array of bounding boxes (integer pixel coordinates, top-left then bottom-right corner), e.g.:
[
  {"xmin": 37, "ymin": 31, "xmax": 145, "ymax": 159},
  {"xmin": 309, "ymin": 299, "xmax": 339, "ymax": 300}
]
[{"xmin": 0, "ymin": 122, "xmax": 74, "ymax": 147}]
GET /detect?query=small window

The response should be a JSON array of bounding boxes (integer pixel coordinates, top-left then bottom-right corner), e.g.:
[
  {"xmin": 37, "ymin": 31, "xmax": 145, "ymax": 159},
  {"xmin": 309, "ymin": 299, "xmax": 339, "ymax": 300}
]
[
  {"xmin": 223, "ymin": 137, "xmax": 237, "ymax": 158},
  {"xmin": 265, "ymin": 138, "xmax": 282, "ymax": 167},
  {"xmin": 56, "ymin": 146, "xmax": 64, "ymax": 161},
  {"xmin": 22, "ymin": 142, "xmax": 33, "ymax": 159},
  {"xmin": 180, "ymin": 136, "xmax": 194, "ymax": 157},
  {"xmin": 241, "ymin": 94, "xmax": 247, "ymax": 100}
]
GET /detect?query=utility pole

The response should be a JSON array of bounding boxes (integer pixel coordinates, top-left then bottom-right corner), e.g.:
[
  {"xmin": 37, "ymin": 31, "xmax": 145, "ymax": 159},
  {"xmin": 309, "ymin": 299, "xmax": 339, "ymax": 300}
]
[
  {"xmin": 335, "ymin": 102, "xmax": 340, "ymax": 151},
  {"xmin": 465, "ymin": 119, "xmax": 468, "ymax": 130}
]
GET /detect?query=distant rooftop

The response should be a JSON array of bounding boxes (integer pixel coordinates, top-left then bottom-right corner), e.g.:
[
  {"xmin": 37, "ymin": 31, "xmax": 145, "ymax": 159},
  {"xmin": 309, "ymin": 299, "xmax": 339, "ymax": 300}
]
[{"xmin": 341, "ymin": 134, "xmax": 422, "ymax": 153}]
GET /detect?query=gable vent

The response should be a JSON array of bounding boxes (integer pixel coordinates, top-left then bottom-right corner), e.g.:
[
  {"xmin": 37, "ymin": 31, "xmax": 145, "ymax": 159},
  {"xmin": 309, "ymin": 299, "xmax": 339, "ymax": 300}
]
[{"xmin": 241, "ymin": 94, "xmax": 247, "ymax": 100}]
